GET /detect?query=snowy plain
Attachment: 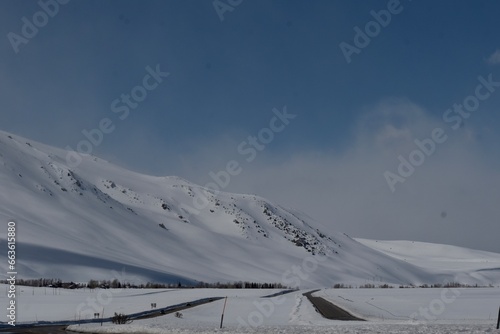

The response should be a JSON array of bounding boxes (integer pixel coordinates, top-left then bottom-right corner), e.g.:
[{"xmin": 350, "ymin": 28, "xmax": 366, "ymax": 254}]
[
  {"xmin": 66, "ymin": 287, "xmax": 500, "ymax": 334},
  {"xmin": 1, "ymin": 285, "xmax": 500, "ymax": 333}
]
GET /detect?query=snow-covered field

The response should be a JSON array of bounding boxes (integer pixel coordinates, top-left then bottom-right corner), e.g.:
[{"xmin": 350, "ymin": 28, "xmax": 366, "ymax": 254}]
[
  {"xmin": 2, "ymin": 285, "xmax": 500, "ymax": 333},
  {"xmin": 316, "ymin": 288, "xmax": 500, "ymax": 323},
  {"xmin": 67, "ymin": 323, "xmax": 497, "ymax": 334},
  {"xmin": 0, "ymin": 285, "xmax": 281, "ymax": 323}
]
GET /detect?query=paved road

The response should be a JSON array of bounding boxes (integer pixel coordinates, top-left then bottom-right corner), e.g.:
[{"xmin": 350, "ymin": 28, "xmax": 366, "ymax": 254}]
[
  {"xmin": 303, "ymin": 290, "xmax": 364, "ymax": 321},
  {"xmin": 0, "ymin": 325, "xmax": 68, "ymax": 334},
  {"xmin": 0, "ymin": 296, "xmax": 224, "ymax": 334},
  {"xmin": 260, "ymin": 289, "xmax": 298, "ymax": 298},
  {"xmin": 134, "ymin": 297, "xmax": 223, "ymax": 320}
]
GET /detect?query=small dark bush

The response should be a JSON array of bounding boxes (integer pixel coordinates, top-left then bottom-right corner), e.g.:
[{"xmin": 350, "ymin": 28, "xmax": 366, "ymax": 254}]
[{"xmin": 112, "ymin": 313, "xmax": 132, "ymax": 324}]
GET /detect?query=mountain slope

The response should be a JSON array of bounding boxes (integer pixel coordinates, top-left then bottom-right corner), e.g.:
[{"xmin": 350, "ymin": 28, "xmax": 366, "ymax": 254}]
[
  {"xmin": 356, "ymin": 239, "xmax": 500, "ymax": 284},
  {"xmin": 0, "ymin": 131, "xmax": 499, "ymax": 287}
]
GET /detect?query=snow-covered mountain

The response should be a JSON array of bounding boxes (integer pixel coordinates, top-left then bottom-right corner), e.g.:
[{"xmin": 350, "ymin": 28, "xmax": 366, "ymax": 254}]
[
  {"xmin": 356, "ymin": 239, "xmax": 500, "ymax": 284},
  {"xmin": 1, "ymin": 131, "xmax": 499, "ymax": 287}
]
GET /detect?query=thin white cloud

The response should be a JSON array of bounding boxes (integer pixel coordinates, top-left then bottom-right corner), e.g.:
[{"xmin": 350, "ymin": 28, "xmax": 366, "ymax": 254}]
[{"xmin": 487, "ymin": 49, "xmax": 500, "ymax": 65}]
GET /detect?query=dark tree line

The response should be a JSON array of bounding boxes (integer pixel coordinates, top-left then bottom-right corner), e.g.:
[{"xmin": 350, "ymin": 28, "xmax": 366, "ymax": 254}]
[
  {"xmin": 195, "ymin": 281, "xmax": 287, "ymax": 289},
  {"xmin": 0, "ymin": 278, "xmax": 80, "ymax": 289},
  {"xmin": 1, "ymin": 277, "xmax": 288, "ymax": 290}
]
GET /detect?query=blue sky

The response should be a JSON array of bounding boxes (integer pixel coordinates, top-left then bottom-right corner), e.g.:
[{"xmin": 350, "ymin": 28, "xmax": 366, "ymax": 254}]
[{"xmin": 1, "ymin": 0, "xmax": 500, "ymax": 251}]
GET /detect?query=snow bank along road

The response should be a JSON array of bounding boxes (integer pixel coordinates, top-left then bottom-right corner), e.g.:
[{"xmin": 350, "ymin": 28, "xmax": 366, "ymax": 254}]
[{"xmin": 0, "ymin": 296, "xmax": 224, "ymax": 333}]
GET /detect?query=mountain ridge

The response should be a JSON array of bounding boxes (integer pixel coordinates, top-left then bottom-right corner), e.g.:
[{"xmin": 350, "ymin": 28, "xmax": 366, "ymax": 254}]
[{"xmin": 1, "ymin": 130, "xmax": 500, "ymax": 287}]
